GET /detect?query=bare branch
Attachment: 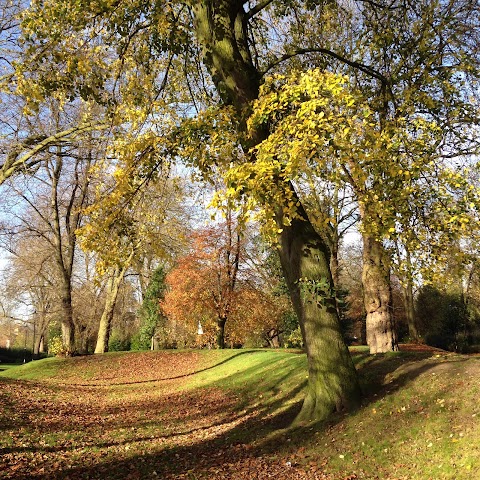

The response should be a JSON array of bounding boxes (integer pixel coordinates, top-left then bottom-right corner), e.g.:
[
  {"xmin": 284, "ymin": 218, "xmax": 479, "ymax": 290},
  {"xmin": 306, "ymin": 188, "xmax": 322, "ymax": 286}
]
[
  {"xmin": 0, "ymin": 122, "xmax": 108, "ymax": 185},
  {"xmin": 262, "ymin": 47, "xmax": 390, "ymax": 85},
  {"xmin": 246, "ymin": 0, "xmax": 275, "ymax": 19}
]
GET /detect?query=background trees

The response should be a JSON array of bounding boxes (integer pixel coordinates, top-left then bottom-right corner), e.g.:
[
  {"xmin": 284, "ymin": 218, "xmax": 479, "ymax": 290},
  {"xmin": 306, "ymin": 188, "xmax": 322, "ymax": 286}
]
[{"xmin": 161, "ymin": 221, "xmax": 297, "ymax": 349}]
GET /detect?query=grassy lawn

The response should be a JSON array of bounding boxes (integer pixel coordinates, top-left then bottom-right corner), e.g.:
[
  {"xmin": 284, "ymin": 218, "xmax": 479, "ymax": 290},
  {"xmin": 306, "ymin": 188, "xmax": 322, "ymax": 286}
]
[
  {"xmin": 0, "ymin": 348, "xmax": 479, "ymax": 479},
  {"xmin": 0, "ymin": 363, "xmax": 22, "ymax": 373}
]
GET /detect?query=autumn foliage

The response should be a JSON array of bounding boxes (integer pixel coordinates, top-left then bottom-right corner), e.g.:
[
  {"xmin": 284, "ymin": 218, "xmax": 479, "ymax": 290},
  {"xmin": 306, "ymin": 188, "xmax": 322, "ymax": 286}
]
[{"xmin": 161, "ymin": 222, "xmax": 289, "ymax": 348}]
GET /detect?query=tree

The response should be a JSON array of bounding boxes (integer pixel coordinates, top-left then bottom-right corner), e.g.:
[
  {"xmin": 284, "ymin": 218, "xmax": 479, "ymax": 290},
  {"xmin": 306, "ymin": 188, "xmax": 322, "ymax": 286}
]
[
  {"xmin": 162, "ymin": 216, "xmax": 242, "ymax": 349},
  {"xmin": 162, "ymin": 221, "xmax": 292, "ymax": 349},
  {"xmin": 1, "ymin": 139, "xmax": 93, "ymax": 354},
  {"xmin": 13, "ymin": 0, "xmax": 365, "ymax": 421},
  {"xmin": 134, "ymin": 265, "xmax": 167, "ymax": 350},
  {"xmin": 4, "ymin": 239, "xmax": 57, "ymax": 356},
  {"xmin": 78, "ymin": 151, "xmax": 190, "ymax": 353},
  {"xmin": 346, "ymin": 0, "xmax": 480, "ymax": 352}
]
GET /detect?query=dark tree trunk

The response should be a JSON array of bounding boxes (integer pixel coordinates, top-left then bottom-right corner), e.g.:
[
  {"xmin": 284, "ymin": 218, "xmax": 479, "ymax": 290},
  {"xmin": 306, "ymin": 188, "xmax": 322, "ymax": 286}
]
[
  {"xmin": 193, "ymin": 0, "xmax": 361, "ymax": 421},
  {"xmin": 216, "ymin": 317, "xmax": 226, "ymax": 349},
  {"xmin": 59, "ymin": 280, "xmax": 75, "ymax": 355},
  {"xmin": 33, "ymin": 313, "xmax": 49, "ymax": 357},
  {"xmin": 403, "ymin": 249, "xmax": 419, "ymax": 342},
  {"xmin": 266, "ymin": 329, "xmax": 281, "ymax": 348},
  {"xmin": 403, "ymin": 277, "xmax": 418, "ymax": 342},
  {"xmin": 362, "ymin": 233, "xmax": 398, "ymax": 353}
]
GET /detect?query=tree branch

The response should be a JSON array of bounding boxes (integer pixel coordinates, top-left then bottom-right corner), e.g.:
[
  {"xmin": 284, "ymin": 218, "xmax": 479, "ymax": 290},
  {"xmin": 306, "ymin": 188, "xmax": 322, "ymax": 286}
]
[
  {"xmin": 262, "ymin": 47, "xmax": 390, "ymax": 85},
  {"xmin": 246, "ymin": 0, "xmax": 275, "ymax": 19},
  {"xmin": 0, "ymin": 122, "xmax": 108, "ymax": 185}
]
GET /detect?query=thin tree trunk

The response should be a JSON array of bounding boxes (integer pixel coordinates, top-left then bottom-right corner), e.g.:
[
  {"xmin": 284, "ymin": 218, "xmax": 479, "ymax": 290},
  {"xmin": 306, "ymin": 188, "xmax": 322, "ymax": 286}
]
[
  {"xmin": 403, "ymin": 249, "xmax": 419, "ymax": 342},
  {"xmin": 362, "ymin": 232, "xmax": 398, "ymax": 353},
  {"xmin": 216, "ymin": 317, "xmax": 226, "ymax": 349},
  {"xmin": 34, "ymin": 314, "xmax": 49, "ymax": 356},
  {"xmin": 59, "ymin": 280, "xmax": 75, "ymax": 354},
  {"xmin": 50, "ymin": 148, "xmax": 76, "ymax": 355},
  {"xmin": 403, "ymin": 277, "xmax": 418, "ymax": 342},
  {"xmin": 95, "ymin": 264, "xmax": 128, "ymax": 354}
]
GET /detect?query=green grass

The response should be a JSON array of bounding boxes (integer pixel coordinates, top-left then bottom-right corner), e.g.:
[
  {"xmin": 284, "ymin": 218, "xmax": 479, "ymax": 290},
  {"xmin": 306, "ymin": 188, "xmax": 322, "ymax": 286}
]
[
  {"xmin": 1, "ymin": 348, "xmax": 479, "ymax": 479},
  {"xmin": 0, "ymin": 363, "xmax": 23, "ymax": 372},
  {"xmin": 0, "ymin": 356, "xmax": 67, "ymax": 379}
]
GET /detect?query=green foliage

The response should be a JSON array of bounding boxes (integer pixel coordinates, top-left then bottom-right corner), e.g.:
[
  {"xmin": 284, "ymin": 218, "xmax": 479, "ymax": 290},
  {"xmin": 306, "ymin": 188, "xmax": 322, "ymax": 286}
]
[
  {"xmin": 415, "ymin": 286, "xmax": 476, "ymax": 352},
  {"xmin": 284, "ymin": 326, "xmax": 304, "ymax": 348},
  {"xmin": 108, "ymin": 334, "xmax": 131, "ymax": 352},
  {"xmin": 134, "ymin": 265, "xmax": 167, "ymax": 350}
]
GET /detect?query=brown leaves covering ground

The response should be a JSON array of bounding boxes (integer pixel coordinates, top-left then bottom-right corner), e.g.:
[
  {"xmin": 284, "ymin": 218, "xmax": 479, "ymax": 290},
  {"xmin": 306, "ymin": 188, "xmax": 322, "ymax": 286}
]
[{"xmin": 0, "ymin": 352, "xmax": 331, "ymax": 480}]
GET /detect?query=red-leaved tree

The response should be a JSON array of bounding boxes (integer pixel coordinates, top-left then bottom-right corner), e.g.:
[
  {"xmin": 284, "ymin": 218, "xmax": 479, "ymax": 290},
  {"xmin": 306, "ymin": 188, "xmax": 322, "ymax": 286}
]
[{"xmin": 161, "ymin": 218, "xmax": 288, "ymax": 348}]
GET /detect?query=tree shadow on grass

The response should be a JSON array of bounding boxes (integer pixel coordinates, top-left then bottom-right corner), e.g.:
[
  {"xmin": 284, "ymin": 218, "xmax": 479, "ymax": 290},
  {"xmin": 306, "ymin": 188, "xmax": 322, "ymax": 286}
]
[
  {"xmin": 57, "ymin": 350, "xmax": 272, "ymax": 387},
  {"xmin": 16, "ymin": 407, "xmax": 305, "ymax": 480},
  {"xmin": 3, "ymin": 352, "xmax": 474, "ymax": 480},
  {"xmin": 353, "ymin": 351, "xmax": 469, "ymax": 400}
]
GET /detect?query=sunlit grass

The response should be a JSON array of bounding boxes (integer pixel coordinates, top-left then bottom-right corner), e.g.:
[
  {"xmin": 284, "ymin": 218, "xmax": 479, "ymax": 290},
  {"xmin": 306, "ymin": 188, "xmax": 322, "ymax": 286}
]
[{"xmin": 1, "ymin": 348, "xmax": 479, "ymax": 479}]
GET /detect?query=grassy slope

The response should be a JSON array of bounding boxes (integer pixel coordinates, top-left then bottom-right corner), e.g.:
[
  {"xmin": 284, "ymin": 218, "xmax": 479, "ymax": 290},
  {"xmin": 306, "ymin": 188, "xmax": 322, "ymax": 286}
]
[{"xmin": 0, "ymin": 348, "xmax": 479, "ymax": 479}]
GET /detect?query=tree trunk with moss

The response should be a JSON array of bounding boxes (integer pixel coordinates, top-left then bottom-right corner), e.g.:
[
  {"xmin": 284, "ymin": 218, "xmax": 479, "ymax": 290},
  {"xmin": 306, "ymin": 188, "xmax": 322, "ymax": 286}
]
[
  {"xmin": 362, "ymin": 232, "xmax": 398, "ymax": 353},
  {"xmin": 192, "ymin": 0, "xmax": 361, "ymax": 422},
  {"xmin": 278, "ymin": 203, "xmax": 362, "ymax": 421}
]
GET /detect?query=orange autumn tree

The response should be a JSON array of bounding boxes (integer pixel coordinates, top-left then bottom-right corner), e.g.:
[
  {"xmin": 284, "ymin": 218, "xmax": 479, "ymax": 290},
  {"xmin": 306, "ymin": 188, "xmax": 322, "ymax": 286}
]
[{"xmin": 161, "ymin": 219, "xmax": 287, "ymax": 349}]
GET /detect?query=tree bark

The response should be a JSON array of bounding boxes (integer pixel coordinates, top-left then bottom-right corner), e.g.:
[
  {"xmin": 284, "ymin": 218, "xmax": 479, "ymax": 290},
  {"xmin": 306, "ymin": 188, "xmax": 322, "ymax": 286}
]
[
  {"xmin": 402, "ymin": 249, "xmax": 419, "ymax": 342},
  {"xmin": 50, "ymin": 149, "xmax": 76, "ymax": 355},
  {"xmin": 278, "ymin": 202, "xmax": 361, "ymax": 422},
  {"xmin": 49, "ymin": 139, "xmax": 91, "ymax": 354},
  {"xmin": 58, "ymin": 279, "xmax": 75, "ymax": 354},
  {"xmin": 33, "ymin": 319, "xmax": 48, "ymax": 357},
  {"xmin": 403, "ymin": 276, "xmax": 418, "ymax": 342},
  {"xmin": 192, "ymin": 0, "xmax": 361, "ymax": 422},
  {"xmin": 216, "ymin": 317, "xmax": 227, "ymax": 349},
  {"xmin": 362, "ymin": 232, "xmax": 398, "ymax": 353},
  {"xmin": 95, "ymin": 264, "xmax": 128, "ymax": 354}
]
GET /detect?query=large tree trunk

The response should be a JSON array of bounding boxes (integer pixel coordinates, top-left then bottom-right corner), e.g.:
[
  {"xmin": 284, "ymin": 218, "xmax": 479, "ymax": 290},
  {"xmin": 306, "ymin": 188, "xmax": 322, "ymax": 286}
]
[
  {"xmin": 278, "ymin": 203, "xmax": 361, "ymax": 422},
  {"xmin": 95, "ymin": 264, "xmax": 127, "ymax": 354},
  {"xmin": 193, "ymin": 0, "xmax": 361, "ymax": 422},
  {"xmin": 362, "ymin": 233, "xmax": 398, "ymax": 353}
]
